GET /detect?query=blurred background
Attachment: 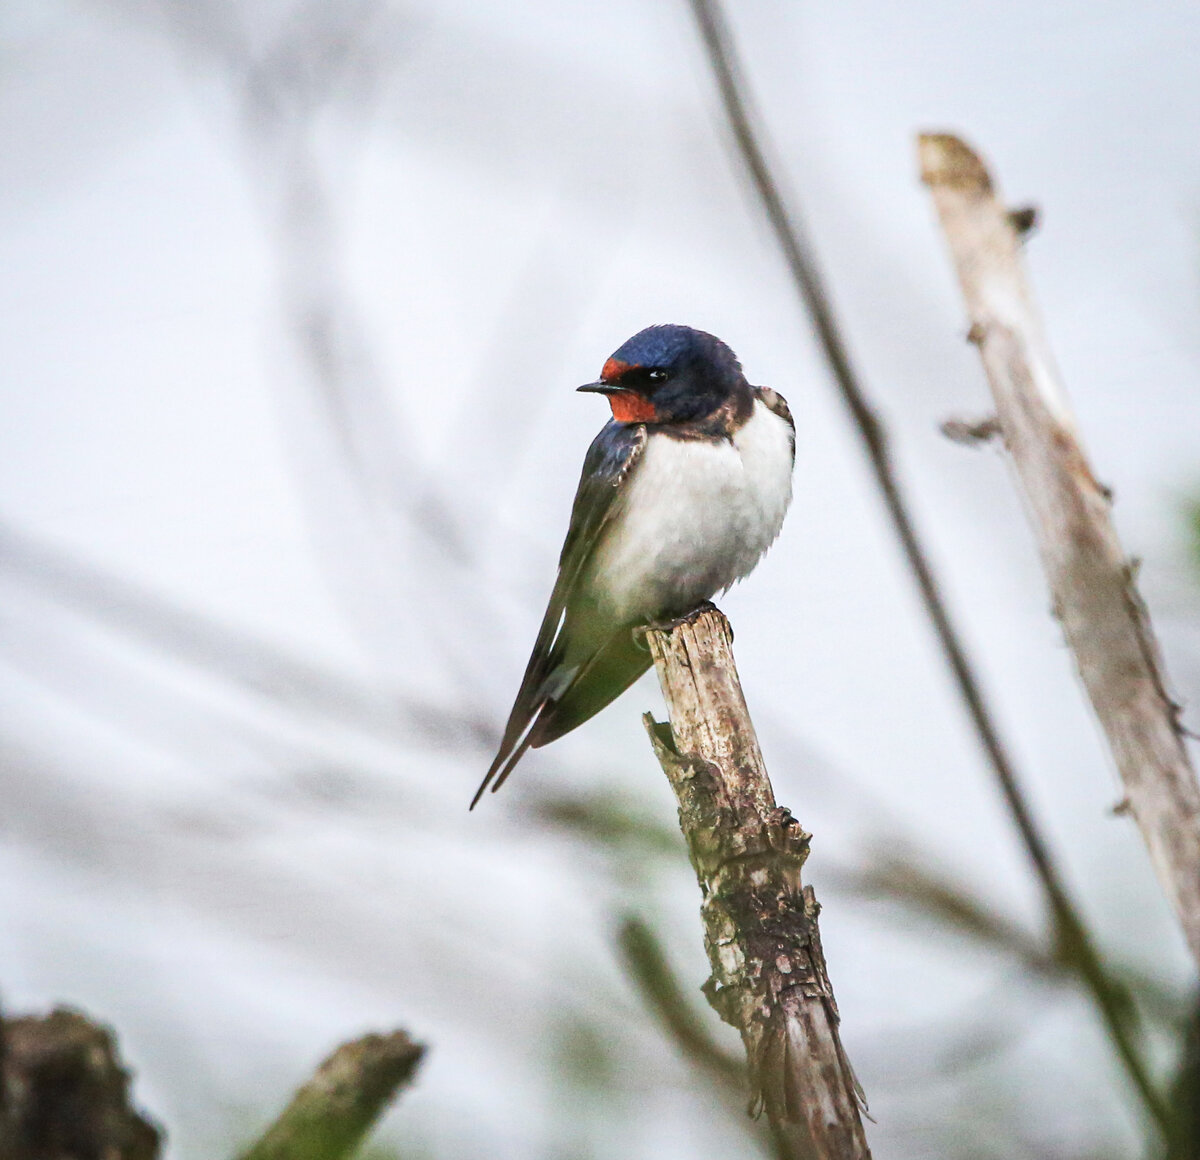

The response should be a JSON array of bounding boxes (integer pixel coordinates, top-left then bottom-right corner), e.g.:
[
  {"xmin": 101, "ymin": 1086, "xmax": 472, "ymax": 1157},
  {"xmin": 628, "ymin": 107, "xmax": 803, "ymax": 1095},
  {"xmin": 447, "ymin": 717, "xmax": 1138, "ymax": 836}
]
[{"xmin": 2, "ymin": 1, "xmax": 1200, "ymax": 1156}]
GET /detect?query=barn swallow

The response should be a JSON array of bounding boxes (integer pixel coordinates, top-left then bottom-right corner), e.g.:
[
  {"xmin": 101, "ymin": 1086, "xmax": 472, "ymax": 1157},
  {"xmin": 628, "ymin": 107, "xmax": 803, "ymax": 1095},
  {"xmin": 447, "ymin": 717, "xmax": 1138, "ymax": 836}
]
[{"xmin": 473, "ymin": 324, "xmax": 794, "ymax": 807}]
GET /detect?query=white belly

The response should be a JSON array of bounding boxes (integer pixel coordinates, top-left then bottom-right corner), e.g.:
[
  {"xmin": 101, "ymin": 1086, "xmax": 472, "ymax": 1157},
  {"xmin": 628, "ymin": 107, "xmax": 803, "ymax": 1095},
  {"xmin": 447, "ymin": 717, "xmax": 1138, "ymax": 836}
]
[{"xmin": 587, "ymin": 399, "xmax": 793, "ymax": 622}]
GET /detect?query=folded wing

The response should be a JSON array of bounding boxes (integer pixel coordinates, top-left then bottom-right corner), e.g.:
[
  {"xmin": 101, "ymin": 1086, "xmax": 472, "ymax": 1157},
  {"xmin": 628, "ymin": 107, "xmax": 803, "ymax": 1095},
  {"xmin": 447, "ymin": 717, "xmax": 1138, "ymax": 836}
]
[{"xmin": 472, "ymin": 422, "xmax": 649, "ymax": 807}]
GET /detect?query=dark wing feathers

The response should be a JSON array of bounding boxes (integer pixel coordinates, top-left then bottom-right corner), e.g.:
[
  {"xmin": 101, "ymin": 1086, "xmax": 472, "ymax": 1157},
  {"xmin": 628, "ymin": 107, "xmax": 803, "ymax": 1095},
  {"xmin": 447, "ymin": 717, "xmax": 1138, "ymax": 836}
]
[
  {"xmin": 528, "ymin": 627, "xmax": 650, "ymax": 748},
  {"xmin": 471, "ymin": 422, "xmax": 647, "ymax": 807}
]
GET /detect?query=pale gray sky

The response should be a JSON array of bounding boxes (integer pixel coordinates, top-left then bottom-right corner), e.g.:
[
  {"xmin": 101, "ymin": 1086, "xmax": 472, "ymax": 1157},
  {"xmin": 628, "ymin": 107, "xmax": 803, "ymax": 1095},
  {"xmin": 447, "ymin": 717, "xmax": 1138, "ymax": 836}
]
[{"xmin": 2, "ymin": 2, "xmax": 1199, "ymax": 1156}]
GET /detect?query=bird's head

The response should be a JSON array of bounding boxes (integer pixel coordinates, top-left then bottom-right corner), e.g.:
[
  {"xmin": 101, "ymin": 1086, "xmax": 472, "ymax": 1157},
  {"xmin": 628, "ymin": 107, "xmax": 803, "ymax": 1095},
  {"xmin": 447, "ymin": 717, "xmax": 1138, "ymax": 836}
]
[{"xmin": 577, "ymin": 325, "xmax": 748, "ymax": 425}]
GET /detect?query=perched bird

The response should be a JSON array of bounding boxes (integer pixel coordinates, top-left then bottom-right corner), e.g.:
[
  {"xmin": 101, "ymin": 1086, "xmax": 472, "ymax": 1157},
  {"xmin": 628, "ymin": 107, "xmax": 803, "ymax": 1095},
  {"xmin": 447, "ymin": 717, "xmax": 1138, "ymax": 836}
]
[{"xmin": 474, "ymin": 324, "xmax": 794, "ymax": 807}]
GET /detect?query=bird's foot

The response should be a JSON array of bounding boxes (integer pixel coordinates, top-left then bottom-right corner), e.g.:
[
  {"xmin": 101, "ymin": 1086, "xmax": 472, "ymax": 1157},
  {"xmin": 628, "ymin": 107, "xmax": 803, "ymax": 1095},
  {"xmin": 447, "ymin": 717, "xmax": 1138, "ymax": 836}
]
[{"xmin": 634, "ymin": 601, "xmax": 722, "ymax": 645}]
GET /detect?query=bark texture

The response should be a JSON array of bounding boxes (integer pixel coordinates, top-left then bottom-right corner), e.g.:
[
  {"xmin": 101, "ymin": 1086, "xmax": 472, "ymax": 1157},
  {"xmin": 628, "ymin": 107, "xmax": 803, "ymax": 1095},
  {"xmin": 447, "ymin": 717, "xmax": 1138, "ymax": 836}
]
[
  {"xmin": 643, "ymin": 605, "xmax": 870, "ymax": 1160},
  {"xmin": 920, "ymin": 131, "xmax": 1200, "ymax": 970},
  {"xmin": 0, "ymin": 1007, "xmax": 162, "ymax": 1160},
  {"xmin": 237, "ymin": 1031, "xmax": 424, "ymax": 1160}
]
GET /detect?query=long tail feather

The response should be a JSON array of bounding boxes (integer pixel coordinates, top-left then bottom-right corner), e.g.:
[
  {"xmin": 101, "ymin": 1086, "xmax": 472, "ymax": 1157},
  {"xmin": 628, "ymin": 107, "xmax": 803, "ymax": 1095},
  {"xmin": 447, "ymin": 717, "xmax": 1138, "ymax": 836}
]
[
  {"xmin": 471, "ymin": 720, "xmax": 538, "ymax": 809},
  {"xmin": 480, "ymin": 726, "xmax": 540, "ymax": 803}
]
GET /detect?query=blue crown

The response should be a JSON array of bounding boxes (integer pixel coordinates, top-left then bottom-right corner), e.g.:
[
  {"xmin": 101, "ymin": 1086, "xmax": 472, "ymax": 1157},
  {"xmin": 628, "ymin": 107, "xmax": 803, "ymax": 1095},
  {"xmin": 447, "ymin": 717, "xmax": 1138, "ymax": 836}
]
[{"xmin": 610, "ymin": 325, "xmax": 740, "ymax": 374}]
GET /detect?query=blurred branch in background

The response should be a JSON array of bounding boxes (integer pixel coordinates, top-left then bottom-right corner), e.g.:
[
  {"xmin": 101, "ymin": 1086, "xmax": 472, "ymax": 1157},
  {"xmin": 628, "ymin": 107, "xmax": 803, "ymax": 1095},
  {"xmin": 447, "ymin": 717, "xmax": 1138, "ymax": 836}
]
[
  {"xmin": 618, "ymin": 916, "xmax": 817, "ymax": 1160},
  {"xmin": 0, "ymin": 519, "xmax": 489, "ymax": 754},
  {"xmin": 237, "ymin": 1031, "xmax": 425, "ymax": 1160},
  {"xmin": 0, "ymin": 1006, "xmax": 162, "ymax": 1160},
  {"xmin": 617, "ymin": 916, "xmax": 744, "ymax": 1091},
  {"xmin": 919, "ymin": 131, "xmax": 1200, "ymax": 971},
  {"xmin": 834, "ymin": 849, "xmax": 1184, "ymax": 1025},
  {"xmin": 686, "ymin": 0, "xmax": 1171, "ymax": 1140},
  {"xmin": 151, "ymin": 0, "xmax": 509, "ymax": 717},
  {"xmin": 0, "ymin": 1002, "xmax": 424, "ymax": 1160},
  {"xmin": 531, "ymin": 788, "xmax": 686, "ymax": 867},
  {"xmin": 643, "ymin": 607, "xmax": 870, "ymax": 1159},
  {"xmin": 1186, "ymin": 495, "xmax": 1200, "ymax": 578},
  {"xmin": 1165, "ymin": 1000, "xmax": 1200, "ymax": 1160}
]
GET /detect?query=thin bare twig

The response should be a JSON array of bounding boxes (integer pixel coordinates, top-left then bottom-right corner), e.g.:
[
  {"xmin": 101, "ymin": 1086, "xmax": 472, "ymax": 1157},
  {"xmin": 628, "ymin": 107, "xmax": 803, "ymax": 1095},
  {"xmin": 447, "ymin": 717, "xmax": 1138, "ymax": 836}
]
[
  {"xmin": 685, "ymin": 0, "xmax": 1168, "ymax": 1136},
  {"xmin": 919, "ymin": 131, "xmax": 1200, "ymax": 970},
  {"xmin": 643, "ymin": 606, "xmax": 870, "ymax": 1160}
]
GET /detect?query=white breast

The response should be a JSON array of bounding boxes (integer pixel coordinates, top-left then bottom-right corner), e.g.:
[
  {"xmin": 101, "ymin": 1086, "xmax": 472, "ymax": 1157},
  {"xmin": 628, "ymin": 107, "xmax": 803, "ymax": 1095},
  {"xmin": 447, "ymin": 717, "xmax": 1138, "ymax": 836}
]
[{"xmin": 587, "ymin": 399, "xmax": 794, "ymax": 622}]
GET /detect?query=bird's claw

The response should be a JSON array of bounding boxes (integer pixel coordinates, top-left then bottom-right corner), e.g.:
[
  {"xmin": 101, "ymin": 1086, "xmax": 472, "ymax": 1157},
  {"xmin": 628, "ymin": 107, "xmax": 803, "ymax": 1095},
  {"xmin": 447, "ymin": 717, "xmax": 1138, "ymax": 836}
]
[{"xmin": 634, "ymin": 601, "xmax": 720, "ymax": 644}]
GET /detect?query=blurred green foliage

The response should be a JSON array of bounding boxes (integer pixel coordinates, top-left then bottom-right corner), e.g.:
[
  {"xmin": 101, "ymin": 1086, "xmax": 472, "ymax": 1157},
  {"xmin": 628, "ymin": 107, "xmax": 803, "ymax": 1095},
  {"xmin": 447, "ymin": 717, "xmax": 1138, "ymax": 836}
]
[{"xmin": 1185, "ymin": 492, "xmax": 1200, "ymax": 577}]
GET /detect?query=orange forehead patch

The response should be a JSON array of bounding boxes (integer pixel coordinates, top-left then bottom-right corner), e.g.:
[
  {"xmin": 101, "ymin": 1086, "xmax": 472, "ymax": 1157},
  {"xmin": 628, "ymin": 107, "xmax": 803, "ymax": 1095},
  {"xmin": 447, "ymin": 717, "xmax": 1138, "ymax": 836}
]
[
  {"xmin": 601, "ymin": 357, "xmax": 633, "ymax": 383},
  {"xmin": 608, "ymin": 390, "xmax": 658, "ymax": 423}
]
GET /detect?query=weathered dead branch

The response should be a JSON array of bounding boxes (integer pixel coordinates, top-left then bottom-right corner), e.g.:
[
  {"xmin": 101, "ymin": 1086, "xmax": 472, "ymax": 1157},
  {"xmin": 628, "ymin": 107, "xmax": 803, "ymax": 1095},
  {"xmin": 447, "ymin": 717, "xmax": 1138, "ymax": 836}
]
[
  {"xmin": 920, "ymin": 131, "xmax": 1200, "ymax": 971},
  {"xmin": 642, "ymin": 605, "xmax": 870, "ymax": 1160}
]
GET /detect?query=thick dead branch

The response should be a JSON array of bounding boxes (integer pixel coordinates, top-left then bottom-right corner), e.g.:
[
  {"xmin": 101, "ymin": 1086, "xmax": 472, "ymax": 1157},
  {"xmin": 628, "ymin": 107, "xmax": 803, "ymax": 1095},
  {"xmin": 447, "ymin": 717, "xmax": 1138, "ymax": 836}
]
[
  {"xmin": 642, "ymin": 606, "xmax": 870, "ymax": 1160},
  {"xmin": 920, "ymin": 132, "xmax": 1200, "ymax": 972},
  {"xmin": 237, "ymin": 1031, "xmax": 424, "ymax": 1160},
  {"xmin": 0, "ymin": 1006, "xmax": 162, "ymax": 1160}
]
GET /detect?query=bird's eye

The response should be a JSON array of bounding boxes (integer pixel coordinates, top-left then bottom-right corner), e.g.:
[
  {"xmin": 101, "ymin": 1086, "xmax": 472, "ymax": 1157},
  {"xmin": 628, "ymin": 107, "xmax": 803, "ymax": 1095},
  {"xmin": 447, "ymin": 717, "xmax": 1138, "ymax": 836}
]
[{"xmin": 647, "ymin": 369, "xmax": 668, "ymax": 382}]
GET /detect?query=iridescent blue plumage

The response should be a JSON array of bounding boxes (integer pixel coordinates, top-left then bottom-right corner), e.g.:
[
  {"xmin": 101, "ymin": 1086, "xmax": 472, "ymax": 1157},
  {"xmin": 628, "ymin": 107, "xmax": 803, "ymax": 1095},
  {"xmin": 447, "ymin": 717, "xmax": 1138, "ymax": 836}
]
[{"xmin": 609, "ymin": 323, "xmax": 742, "ymax": 377}]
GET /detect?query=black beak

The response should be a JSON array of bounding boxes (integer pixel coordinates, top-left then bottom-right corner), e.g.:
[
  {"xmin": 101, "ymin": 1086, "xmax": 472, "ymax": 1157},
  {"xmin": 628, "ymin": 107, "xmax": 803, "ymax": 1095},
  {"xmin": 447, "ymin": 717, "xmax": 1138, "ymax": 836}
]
[{"xmin": 576, "ymin": 382, "xmax": 618, "ymax": 394}]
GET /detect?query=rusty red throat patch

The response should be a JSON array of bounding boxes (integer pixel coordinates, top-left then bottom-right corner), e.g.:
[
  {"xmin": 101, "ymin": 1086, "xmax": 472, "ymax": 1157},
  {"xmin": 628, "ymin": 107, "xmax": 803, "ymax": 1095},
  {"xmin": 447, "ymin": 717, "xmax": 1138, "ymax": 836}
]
[
  {"xmin": 607, "ymin": 391, "xmax": 658, "ymax": 423},
  {"xmin": 598, "ymin": 358, "xmax": 656, "ymax": 421}
]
